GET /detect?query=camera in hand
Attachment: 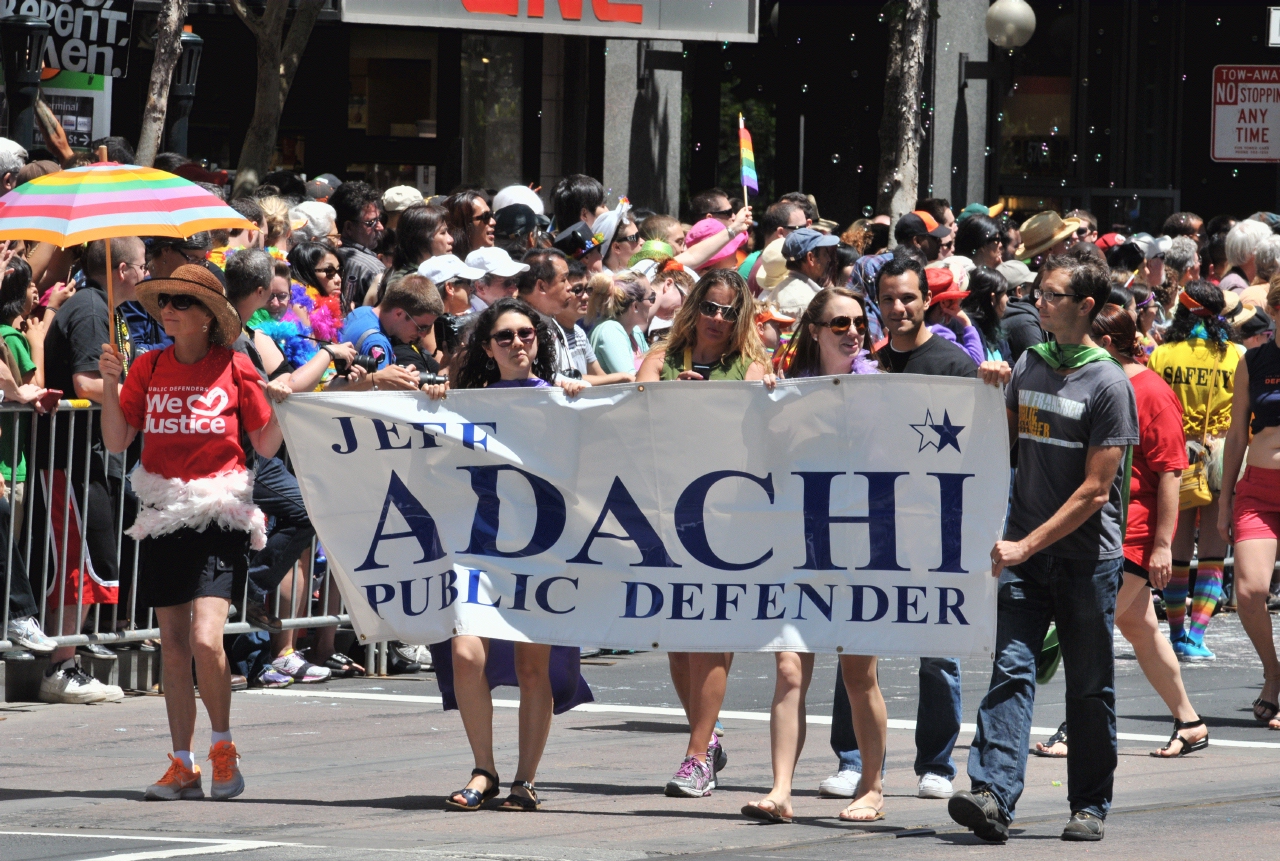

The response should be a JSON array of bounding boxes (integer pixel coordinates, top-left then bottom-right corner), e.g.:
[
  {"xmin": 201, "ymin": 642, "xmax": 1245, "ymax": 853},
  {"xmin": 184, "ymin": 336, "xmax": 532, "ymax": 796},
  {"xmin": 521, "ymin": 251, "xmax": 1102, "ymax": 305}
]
[
  {"xmin": 420, "ymin": 372, "xmax": 448, "ymax": 386},
  {"xmin": 334, "ymin": 353, "xmax": 379, "ymax": 377}
]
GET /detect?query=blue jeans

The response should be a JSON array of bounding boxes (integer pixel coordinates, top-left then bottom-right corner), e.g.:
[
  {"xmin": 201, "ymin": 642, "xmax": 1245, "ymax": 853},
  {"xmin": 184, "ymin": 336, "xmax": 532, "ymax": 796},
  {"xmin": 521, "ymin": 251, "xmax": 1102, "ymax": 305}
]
[
  {"xmin": 247, "ymin": 456, "xmax": 315, "ymax": 605},
  {"xmin": 967, "ymin": 553, "xmax": 1122, "ymax": 821},
  {"xmin": 830, "ymin": 656, "xmax": 962, "ymax": 780}
]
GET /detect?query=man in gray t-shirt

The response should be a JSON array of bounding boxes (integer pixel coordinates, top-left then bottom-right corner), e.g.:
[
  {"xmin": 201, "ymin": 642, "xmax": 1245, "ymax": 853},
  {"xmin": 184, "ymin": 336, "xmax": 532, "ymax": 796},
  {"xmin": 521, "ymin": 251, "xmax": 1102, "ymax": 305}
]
[{"xmin": 951, "ymin": 255, "xmax": 1138, "ymax": 845}]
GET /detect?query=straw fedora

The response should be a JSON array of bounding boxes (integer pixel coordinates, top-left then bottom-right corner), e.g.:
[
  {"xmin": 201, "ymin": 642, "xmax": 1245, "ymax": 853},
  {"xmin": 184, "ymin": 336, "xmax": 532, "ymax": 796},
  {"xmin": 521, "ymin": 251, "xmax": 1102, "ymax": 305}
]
[
  {"xmin": 1222, "ymin": 289, "xmax": 1258, "ymax": 328},
  {"xmin": 1015, "ymin": 211, "xmax": 1082, "ymax": 259},
  {"xmin": 757, "ymin": 238, "xmax": 788, "ymax": 290},
  {"xmin": 136, "ymin": 263, "xmax": 244, "ymax": 348}
]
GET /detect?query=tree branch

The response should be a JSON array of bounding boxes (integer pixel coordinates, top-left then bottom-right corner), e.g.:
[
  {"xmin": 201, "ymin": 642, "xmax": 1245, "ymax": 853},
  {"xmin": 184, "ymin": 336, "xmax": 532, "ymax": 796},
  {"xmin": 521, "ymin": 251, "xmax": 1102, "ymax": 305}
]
[
  {"xmin": 135, "ymin": 0, "xmax": 189, "ymax": 166},
  {"xmin": 228, "ymin": 0, "xmax": 267, "ymax": 41}
]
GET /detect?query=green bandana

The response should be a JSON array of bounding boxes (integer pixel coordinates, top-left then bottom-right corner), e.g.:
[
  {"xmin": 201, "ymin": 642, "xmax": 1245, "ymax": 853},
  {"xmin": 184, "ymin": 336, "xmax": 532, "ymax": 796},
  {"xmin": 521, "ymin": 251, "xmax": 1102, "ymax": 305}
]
[{"xmin": 1027, "ymin": 341, "xmax": 1115, "ymax": 370}]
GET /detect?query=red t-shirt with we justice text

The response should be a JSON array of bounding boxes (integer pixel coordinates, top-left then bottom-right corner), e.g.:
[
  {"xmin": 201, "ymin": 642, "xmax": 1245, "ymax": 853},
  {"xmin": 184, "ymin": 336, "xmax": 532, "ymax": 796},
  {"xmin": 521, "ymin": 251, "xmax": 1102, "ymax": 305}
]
[{"xmin": 119, "ymin": 345, "xmax": 273, "ymax": 481}]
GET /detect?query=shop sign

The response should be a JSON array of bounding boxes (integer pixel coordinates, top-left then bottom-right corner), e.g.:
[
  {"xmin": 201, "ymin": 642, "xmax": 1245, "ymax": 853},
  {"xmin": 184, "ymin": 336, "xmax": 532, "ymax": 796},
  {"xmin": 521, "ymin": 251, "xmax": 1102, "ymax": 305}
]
[
  {"xmin": 0, "ymin": 0, "xmax": 133, "ymax": 77},
  {"xmin": 1212, "ymin": 65, "xmax": 1280, "ymax": 163},
  {"xmin": 34, "ymin": 69, "xmax": 111, "ymax": 148},
  {"xmin": 340, "ymin": 0, "xmax": 759, "ymax": 43}
]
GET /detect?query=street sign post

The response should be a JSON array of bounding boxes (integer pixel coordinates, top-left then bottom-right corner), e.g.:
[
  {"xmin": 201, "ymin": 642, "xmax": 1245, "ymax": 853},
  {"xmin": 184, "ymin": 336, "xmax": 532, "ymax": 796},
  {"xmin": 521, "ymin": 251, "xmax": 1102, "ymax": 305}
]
[{"xmin": 1212, "ymin": 65, "xmax": 1280, "ymax": 163}]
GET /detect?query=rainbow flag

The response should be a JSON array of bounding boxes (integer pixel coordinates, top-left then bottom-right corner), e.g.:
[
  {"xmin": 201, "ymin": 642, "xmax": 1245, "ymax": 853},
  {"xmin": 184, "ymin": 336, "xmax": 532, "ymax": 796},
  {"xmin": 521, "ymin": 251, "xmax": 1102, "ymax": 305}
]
[{"xmin": 739, "ymin": 114, "xmax": 758, "ymax": 195}]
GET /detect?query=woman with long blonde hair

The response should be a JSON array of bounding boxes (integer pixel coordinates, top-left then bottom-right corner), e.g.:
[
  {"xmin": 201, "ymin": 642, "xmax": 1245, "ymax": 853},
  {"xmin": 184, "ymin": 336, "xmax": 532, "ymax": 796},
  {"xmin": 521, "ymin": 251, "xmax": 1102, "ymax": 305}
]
[{"xmin": 637, "ymin": 269, "xmax": 774, "ymax": 798}]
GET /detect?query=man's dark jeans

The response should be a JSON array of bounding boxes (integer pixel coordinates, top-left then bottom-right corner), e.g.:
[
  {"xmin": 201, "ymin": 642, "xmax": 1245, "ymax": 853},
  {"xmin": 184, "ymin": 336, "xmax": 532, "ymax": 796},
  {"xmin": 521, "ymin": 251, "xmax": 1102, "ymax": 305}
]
[
  {"xmin": 967, "ymin": 552, "xmax": 1122, "ymax": 821},
  {"xmin": 247, "ymin": 456, "xmax": 315, "ymax": 606},
  {"xmin": 830, "ymin": 657, "xmax": 962, "ymax": 779}
]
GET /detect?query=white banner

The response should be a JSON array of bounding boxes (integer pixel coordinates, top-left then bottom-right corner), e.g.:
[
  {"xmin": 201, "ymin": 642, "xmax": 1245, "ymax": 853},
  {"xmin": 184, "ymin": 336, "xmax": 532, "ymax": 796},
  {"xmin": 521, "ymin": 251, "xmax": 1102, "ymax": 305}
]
[{"xmin": 276, "ymin": 377, "xmax": 1008, "ymax": 658}]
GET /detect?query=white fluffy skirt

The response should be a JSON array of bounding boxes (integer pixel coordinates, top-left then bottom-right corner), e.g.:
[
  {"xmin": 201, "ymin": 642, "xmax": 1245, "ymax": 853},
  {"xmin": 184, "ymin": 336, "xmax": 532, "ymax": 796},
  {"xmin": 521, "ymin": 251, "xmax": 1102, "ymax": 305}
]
[{"xmin": 126, "ymin": 466, "xmax": 268, "ymax": 550}]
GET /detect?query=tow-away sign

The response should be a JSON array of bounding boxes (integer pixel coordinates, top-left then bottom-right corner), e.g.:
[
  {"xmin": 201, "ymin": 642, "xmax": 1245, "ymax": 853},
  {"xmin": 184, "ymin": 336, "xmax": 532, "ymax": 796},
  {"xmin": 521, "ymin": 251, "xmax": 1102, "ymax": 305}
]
[{"xmin": 1213, "ymin": 65, "xmax": 1280, "ymax": 163}]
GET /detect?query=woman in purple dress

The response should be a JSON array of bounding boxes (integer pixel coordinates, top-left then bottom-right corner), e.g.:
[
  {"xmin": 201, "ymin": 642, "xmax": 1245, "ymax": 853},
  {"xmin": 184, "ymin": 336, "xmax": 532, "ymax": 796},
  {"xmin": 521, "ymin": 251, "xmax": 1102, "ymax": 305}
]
[{"xmin": 425, "ymin": 298, "xmax": 588, "ymax": 812}]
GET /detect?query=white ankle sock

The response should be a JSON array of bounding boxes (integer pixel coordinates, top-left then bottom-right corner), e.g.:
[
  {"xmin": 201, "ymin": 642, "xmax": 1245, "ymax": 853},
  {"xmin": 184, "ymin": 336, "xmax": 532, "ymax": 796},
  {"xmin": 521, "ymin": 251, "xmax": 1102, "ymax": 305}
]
[
  {"xmin": 211, "ymin": 730, "xmax": 233, "ymax": 747},
  {"xmin": 174, "ymin": 750, "xmax": 194, "ymax": 770}
]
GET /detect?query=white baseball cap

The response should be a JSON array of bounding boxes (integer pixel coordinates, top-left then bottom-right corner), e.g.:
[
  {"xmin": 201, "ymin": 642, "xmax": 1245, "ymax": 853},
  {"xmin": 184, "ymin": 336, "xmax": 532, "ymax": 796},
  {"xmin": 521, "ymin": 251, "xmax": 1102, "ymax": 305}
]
[
  {"xmin": 418, "ymin": 254, "xmax": 486, "ymax": 284},
  {"xmin": 466, "ymin": 247, "xmax": 530, "ymax": 278},
  {"xmin": 382, "ymin": 185, "xmax": 424, "ymax": 212}
]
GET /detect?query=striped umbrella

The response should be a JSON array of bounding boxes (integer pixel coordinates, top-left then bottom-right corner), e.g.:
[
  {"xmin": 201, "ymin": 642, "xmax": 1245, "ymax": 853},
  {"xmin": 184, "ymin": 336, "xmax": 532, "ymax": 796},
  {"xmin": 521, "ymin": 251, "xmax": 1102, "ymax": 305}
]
[
  {"xmin": 0, "ymin": 162, "xmax": 252, "ymax": 247},
  {"xmin": 0, "ymin": 160, "xmax": 254, "ymax": 339}
]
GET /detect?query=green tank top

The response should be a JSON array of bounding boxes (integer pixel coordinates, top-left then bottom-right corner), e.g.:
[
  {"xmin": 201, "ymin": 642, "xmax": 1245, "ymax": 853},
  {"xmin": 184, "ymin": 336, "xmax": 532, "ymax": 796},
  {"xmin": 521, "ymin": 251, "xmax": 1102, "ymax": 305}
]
[{"xmin": 659, "ymin": 347, "xmax": 754, "ymax": 381}]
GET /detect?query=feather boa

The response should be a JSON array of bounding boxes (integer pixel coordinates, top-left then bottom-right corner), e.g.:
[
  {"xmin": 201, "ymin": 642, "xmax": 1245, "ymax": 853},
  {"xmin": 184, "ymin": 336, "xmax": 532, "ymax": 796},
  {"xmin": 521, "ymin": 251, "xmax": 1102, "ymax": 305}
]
[
  {"xmin": 127, "ymin": 466, "xmax": 268, "ymax": 550},
  {"xmin": 308, "ymin": 288, "xmax": 344, "ymax": 343},
  {"xmin": 252, "ymin": 315, "xmax": 318, "ymax": 366}
]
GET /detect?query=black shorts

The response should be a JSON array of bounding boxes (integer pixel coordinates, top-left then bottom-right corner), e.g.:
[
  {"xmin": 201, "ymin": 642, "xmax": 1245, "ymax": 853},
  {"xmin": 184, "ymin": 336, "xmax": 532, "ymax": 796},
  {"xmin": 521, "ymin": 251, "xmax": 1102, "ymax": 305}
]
[
  {"xmin": 1123, "ymin": 558, "xmax": 1150, "ymax": 582},
  {"xmin": 140, "ymin": 526, "xmax": 250, "ymax": 608}
]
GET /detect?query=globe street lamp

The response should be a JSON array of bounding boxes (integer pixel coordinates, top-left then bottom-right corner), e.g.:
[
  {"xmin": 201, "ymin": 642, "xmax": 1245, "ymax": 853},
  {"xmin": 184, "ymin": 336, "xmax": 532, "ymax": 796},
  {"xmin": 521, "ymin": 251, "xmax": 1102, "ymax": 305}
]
[
  {"xmin": 0, "ymin": 15, "xmax": 51, "ymax": 150},
  {"xmin": 986, "ymin": 0, "xmax": 1037, "ymax": 50}
]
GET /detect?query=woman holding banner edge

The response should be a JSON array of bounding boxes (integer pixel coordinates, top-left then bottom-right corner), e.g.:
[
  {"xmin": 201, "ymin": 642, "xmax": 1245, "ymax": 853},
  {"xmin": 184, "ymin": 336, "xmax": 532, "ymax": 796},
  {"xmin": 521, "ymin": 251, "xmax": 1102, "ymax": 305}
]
[
  {"xmin": 425, "ymin": 297, "xmax": 589, "ymax": 812},
  {"xmin": 636, "ymin": 269, "xmax": 774, "ymax": 799}
]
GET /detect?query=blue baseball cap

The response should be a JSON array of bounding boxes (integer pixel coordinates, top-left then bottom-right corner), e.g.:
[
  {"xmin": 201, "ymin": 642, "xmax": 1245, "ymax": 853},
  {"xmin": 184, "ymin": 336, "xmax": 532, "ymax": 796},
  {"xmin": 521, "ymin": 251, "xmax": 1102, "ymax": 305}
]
[{"xmin": 782, "ymin": 227, "xmax": 840, "ymax": 263}]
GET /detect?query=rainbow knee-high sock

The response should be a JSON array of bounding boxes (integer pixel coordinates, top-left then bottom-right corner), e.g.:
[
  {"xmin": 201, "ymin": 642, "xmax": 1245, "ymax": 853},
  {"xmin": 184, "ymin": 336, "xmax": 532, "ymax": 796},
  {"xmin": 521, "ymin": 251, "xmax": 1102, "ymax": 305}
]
[
  {"xmin": 1164, "ymin": 561, "xmax": 1190, "ymax": 639},
  {"xmin": 1187, "ymin": 558, "xmax": 1224, "ymax": 645}
]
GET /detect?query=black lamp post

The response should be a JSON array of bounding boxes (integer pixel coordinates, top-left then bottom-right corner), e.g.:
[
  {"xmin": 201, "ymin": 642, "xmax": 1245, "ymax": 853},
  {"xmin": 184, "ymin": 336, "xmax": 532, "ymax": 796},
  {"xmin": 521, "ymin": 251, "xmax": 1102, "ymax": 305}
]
[
  {"xmin": 0, "ymin": 15, "xmax": 51, "ymax": 149},
  {"xmin": 166, "ymin": 30, "xmax": 203, "ymax": 156}
]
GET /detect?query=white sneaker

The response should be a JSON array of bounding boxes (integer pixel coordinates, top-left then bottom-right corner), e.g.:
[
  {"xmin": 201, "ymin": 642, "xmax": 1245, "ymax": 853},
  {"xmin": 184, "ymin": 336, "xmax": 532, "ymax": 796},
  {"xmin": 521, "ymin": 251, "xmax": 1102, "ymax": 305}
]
[
  {"xmin": 271, "ymin": 650, "xmax": 331, "ymax": 684},
  {"xmin": 917, "ymin": 772, "xmax": 954, "ymax": 799},
  {"xmin": 7, "ymin": 616, "xmax": 56, "ymax": 653},
  {"xmin": 38, "ymin": 658, "xmax": 124, "ymax": 704},
  {"xmin": 818, "ymin": 768, "xmax": 862, "ymax": 797}
]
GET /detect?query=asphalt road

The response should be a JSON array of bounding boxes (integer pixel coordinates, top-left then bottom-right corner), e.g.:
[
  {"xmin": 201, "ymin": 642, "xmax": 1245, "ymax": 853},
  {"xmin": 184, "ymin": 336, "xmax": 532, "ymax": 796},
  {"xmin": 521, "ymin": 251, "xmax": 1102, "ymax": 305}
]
[{"xmin": 1, "ymin": 613, "xmax": 1278, "ymax": 861}]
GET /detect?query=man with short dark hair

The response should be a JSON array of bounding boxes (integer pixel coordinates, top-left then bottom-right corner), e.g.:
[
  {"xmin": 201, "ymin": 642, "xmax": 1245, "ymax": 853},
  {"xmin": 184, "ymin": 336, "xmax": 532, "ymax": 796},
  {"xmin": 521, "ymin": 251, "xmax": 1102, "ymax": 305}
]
[
  {"xmin": 739, "ymin": 201, "xmax": 807, "ymax": 282},
  {"xmin": 1162, "ymin": 211, "xmax": 1203, "ymax": 246},
  {"xmin": 338, "ymin": 274, "xmax": 440, "ymax": 392},
  {"xmin": 330, "ymin": 181, "xmax": 386, "ymax": 309},
  {"xmin": 518, "ymin": 248, "xmax": 632, "ymax": 385},
  {"xmin": 894, "ymin": 211, "xmax": 951, "ymax": 263},
  {"xmin": 778, "ymin": 191, "xmax": 817, "ymax": 226},
  {"xmin": 950, "ymin": 256, "xmax": 1138, "ymax": 844},
  {"xmin": 817, "ymin": 248, "xmax": 975, "ymax": 807},
  {"xmin": 552, "ymin": 174, "xmax": 607, "ymax": 229}
]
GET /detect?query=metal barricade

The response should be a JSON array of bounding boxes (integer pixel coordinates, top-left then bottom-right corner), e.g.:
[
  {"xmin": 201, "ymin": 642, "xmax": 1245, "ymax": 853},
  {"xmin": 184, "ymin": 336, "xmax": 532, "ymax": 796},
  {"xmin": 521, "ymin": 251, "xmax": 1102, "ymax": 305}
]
[{"xmin": 0, "ymin": 400, "xmax": 359, "ymax": 666}]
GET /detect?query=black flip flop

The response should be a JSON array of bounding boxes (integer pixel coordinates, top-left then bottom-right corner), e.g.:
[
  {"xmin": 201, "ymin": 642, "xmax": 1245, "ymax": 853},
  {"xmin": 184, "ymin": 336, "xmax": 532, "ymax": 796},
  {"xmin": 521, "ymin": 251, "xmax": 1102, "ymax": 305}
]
[
  {"xmin": 497, "ymin": 781, "xmax": 540, "ymax": 811},
  {"xmin": 1032, "ymin": 721, "xmax": 1068, "ymax": 758},
  {"xmin": 445, "ymin": 768, "xmax": 499, "ymax": 811},
  {"xmin": 742, "ymin": 800, "xmax": 792, "ymax": 823}
]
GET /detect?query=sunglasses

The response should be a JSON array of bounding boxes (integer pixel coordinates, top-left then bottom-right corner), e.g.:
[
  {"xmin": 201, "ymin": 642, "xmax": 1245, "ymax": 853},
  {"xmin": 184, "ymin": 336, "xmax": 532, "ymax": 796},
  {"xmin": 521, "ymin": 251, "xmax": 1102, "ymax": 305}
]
[
  {"xmin": 358, "ymin": 217, "xmax": 382, "ymax": 229},
  {"xmin": 570, "ymin": 284, "xmax": 592, "ymax": 296},
  {"xmin": 816, "ymin": 315, "xmax": 867, "ymax": 335},
  {"xmin": 706, "ymin": 208, "xmax": 735, "ymax": 219},
  {"xmin": 156, "ymin": 293, "xmax": 205, "ymax": 312},
  {"xmin": 699, "ymin": 299, "xmax": 739, "ymax": 322},
  {"xmin": 314, "ymin": 265, "xmax": 340, "ymax": 278},
  {"xmin": 490, "ymin": 326, "xmax": 537, "ymax": 347},
  {"xmin": 473, "ymin": 210, "xmax": 495, "ymax": 224},
  {"xmin": 616, "ymin": 232, "xmax": 640, "ymax": 245}
]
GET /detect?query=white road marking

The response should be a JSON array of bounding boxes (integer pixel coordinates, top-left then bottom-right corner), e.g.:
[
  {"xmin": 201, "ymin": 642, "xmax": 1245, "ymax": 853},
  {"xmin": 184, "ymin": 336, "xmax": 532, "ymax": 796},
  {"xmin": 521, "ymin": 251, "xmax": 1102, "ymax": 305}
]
[
  {"xmin": 0, "ymin": 831, "xmax": 309, "ymax": 861},
  {"xmin": 243, "ymin": 689, "xmax": 1280, "ymax": 749}
]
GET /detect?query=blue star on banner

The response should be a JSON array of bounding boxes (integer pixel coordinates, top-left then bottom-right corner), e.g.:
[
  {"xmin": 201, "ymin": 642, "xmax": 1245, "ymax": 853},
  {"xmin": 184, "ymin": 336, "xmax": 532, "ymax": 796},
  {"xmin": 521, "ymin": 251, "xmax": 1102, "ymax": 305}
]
[{"xmin": 910, "ymin": 409, "xmax": 965, "ymax": 453}]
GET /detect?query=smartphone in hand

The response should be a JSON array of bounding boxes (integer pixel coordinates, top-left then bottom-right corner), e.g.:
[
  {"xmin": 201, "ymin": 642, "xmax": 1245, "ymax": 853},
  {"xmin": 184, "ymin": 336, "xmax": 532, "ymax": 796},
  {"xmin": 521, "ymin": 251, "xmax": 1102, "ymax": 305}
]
[{"xmin": 37, "ymin": 389, "xmax": 62, "ymax": 413}]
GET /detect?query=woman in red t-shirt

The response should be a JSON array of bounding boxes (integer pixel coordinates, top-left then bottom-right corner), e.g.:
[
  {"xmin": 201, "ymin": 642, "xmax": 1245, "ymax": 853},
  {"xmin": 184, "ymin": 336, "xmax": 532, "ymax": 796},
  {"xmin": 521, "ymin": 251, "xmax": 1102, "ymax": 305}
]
[
  {"xmin": 1035, "ymin": 306, "xmax": 1208, "ymax": 759},
  {"xmin": 99, "ymin": 264, "xmax": 284, "ymax": 803}
]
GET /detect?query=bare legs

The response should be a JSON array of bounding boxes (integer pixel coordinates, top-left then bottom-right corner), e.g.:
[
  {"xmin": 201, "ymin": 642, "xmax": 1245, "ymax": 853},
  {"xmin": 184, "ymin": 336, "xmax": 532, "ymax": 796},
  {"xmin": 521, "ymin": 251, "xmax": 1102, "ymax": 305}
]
[
  {"xmin": 154, "ymin": 598, "xmax": 233, "ymax": 752},
  {"xmin": 839, "ymin": 655, "xmax": 886, "ymax": 821},
  {"xmin": 1113, "ymin": 572, "xmax": 1206, "ymax": 753},
  {"xmin": 682, "ymin": 652, "xmax": 730, "ymax": 760},
  {"xmin": 450, "ymin": 636, "xmax": 554, "ymax": 802},
  {"xmin": 1234, "ymin": 538, "xmax": 1280, "ymax": 725},
  {"xmin": 745, "ymin": 651, "xmax": 814, "ymax": 820}
]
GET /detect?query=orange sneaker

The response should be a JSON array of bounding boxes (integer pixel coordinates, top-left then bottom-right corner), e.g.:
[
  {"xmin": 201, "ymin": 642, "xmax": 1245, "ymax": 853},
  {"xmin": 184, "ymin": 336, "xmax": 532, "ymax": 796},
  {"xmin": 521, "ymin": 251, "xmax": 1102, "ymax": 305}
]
[
  {"xmin": 207, "ymin": 741, "xmax": 244, "ymax": 800},
  {"xmin": 145, "ymin": 754, "xmax": 203, "ymax": 801}
]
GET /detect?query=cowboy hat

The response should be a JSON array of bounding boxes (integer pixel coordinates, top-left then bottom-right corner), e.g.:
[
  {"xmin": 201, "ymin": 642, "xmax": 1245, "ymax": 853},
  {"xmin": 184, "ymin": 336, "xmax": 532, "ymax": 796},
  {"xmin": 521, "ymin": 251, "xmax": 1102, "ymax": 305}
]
[
  {"xmin": 136, "ymin": 263, "xmax": 244, "ymax": 348},
  {"xmin": 1016, "ymin": 211, "xmax": 1082, "ymax": 259}
]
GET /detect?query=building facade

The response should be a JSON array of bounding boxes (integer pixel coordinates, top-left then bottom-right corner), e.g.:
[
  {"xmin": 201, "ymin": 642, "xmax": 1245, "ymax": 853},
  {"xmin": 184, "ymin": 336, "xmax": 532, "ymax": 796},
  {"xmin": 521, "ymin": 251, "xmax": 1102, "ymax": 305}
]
[{"xmin": 100, "ymin": 0, "xmax": 1280, "ymax": 229}]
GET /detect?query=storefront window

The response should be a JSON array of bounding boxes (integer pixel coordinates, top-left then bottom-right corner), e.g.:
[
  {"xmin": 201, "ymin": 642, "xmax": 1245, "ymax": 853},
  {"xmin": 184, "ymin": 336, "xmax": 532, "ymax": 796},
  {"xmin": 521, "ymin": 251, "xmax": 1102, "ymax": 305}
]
[
  {"xmin": 349, "ymin": 30, "xmax": 438, "ymax": 138},
  {"xmin": 460, "ymin": 34, "xmax": 524, "ymax": 189}
]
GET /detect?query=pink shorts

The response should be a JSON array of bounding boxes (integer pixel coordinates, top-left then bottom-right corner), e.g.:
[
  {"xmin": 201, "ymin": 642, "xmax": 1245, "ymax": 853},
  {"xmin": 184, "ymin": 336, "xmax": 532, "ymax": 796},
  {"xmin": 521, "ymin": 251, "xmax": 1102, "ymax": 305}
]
[{"xmin": 1234, "ymin": 466, "xmax": 1280, "ymax": 543}]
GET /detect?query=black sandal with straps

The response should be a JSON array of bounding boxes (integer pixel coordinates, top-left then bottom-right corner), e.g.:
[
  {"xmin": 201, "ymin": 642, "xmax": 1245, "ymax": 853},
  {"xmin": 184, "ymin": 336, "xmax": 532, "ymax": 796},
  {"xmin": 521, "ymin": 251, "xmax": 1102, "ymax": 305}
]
[
  {"xmin": 1151, "ymin": 719, "xmax": 1209, "ymax": 757},
  {"xmin": 444, "ymin": 768, "xmax": 500, "ymax": 811},
  {"xmin": 497, "ymin": 780, "xmax": 541, "ymax": 812}
]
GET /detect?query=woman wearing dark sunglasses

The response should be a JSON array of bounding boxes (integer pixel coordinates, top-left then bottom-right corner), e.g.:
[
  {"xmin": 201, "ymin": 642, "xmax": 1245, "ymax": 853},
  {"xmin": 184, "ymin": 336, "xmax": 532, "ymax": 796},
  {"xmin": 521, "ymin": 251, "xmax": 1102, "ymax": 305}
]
[
  {"xmin": 288, "ymin": 241, "xmax": 345, "ymax": 342},
  {"xmin": 735, "ymin": 288, "xmax": 881, "ymax": 824},
  {"xmin": 637, "ymin": 269, "xmax": 774, "ymax": 799},
  {"xmin": 97, "ymin": 264, "xmax": 286, "ymax": 803},
  {"xmin": 424, "ymin": 297, "xmax": 588, "ymax": 813},
  {"xmin": 445, "ymin": 190, "xmax": 496, "ymax": 261}
]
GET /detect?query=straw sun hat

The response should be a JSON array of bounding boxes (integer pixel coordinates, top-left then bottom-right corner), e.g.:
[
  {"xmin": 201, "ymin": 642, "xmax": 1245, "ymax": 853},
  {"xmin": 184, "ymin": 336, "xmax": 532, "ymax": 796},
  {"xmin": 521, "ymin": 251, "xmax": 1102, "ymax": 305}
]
[
  {"xmin": 135, "ymin": 263, "xmax": 243, "ymax": 348},
  {"xmin": 1015, "ymin": 211, "xmax": 1082, "ymax": 260}
]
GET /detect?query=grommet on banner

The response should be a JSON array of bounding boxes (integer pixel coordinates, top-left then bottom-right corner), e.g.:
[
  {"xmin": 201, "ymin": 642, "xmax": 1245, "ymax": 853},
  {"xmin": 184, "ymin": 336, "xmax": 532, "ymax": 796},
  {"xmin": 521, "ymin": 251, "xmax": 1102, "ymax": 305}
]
[
  {"xmin": 832, "ymin": 378, "xmax": 840, "ymax": 385},
  {"xmin": 652, "ymin": 642, "xmax": 659, "ymax": 648},
  {"xmin": 637, "ymin": 385, "xmax": 645, "ymax": 392},
  {"xmin": 359, "ymin": 634, "xmax": 366, "ymax": 640},
  {"xmin": 836, "ymin": 646, "xmax": 844, "ymax": 653}
]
